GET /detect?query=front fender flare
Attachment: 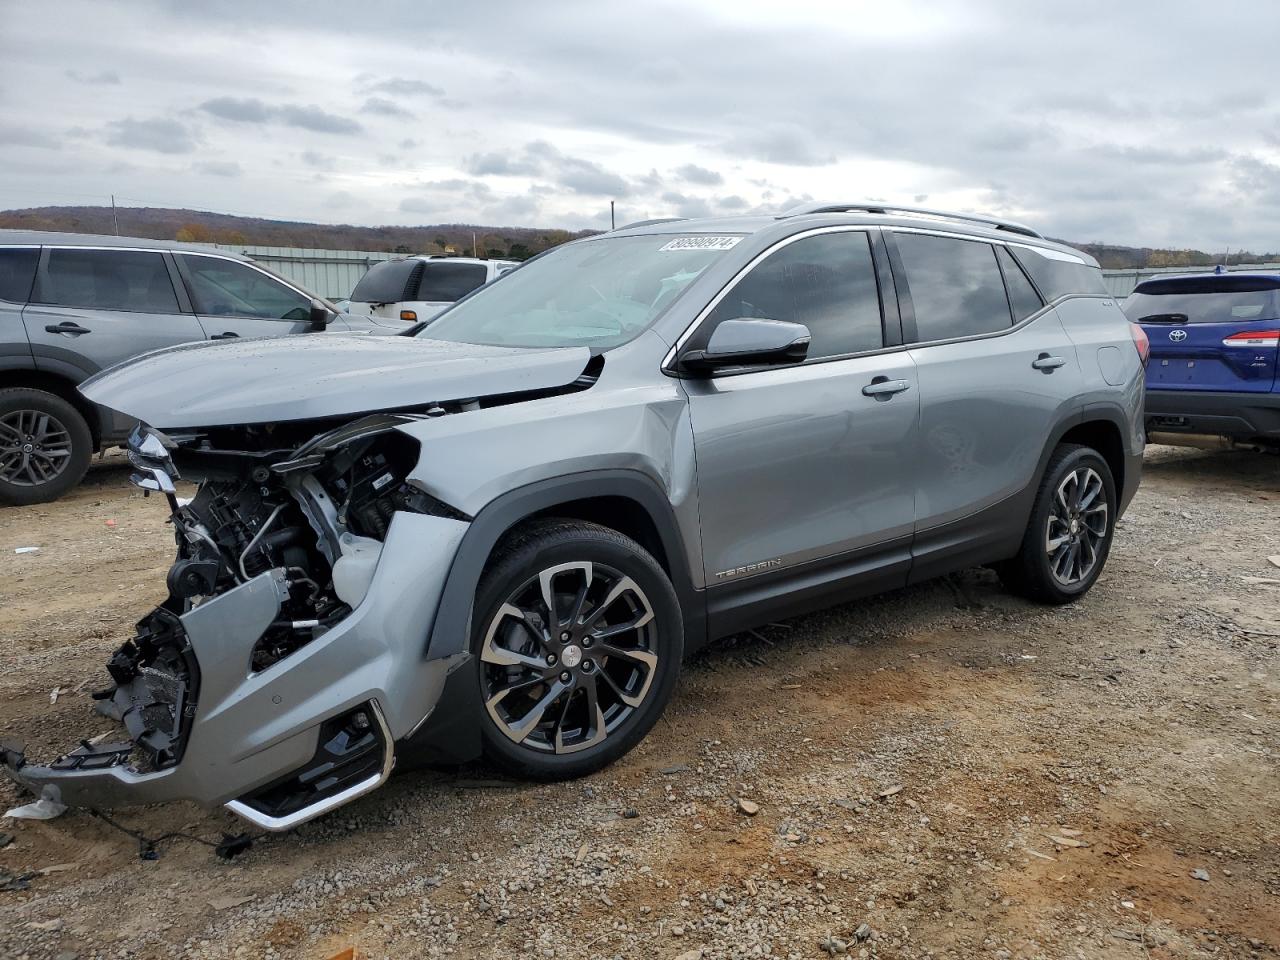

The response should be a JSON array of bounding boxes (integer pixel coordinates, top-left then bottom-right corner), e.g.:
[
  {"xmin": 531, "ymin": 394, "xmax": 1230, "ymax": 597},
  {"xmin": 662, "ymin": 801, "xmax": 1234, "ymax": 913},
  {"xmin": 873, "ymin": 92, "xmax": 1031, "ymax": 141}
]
[{"xmin": 425, "ymin": 469, "xmax": 705, "ymax": 661}]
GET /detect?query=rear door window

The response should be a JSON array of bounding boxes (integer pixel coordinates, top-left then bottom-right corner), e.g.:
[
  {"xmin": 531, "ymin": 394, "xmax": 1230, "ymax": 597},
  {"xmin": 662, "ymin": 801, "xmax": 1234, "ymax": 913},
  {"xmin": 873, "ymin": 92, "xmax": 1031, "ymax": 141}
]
[
  {"xmin": 997, "ymin": 246, "xmax": 1044, "ymax": 322},
  {"xmin": 0, "ymin": 248, "xmax": 39, "ymax": 303},
  {"xmin": 178, "ymin": 254, "xmax": 312, "ymax": 320},
  {"xmin": 35, "ymin": 249, "xmax": 180, "ymax": 314},
  {"xmin": 416, "ymin": 262, "xmax": 489, "ymax": 302},
  {"xmin": 702, "ymin": 230, "xmax": 884, "ymax": 360},
  {"xmin": 893, "ymin": 233, "xmax": 1011, "ymax": 341}
]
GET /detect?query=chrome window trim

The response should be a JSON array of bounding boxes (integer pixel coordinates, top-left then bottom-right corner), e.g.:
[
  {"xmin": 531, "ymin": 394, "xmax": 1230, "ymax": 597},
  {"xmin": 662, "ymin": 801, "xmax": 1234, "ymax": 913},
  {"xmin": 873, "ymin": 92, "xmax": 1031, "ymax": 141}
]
[{"xmin": 661, "ymin": 225, "xmax": 879, "ymax": 372}]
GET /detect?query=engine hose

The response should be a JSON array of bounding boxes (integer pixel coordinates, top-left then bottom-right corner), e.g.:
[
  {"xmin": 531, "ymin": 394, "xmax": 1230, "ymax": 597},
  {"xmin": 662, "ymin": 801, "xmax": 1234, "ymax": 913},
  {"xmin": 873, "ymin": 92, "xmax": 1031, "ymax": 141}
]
[{"xmin": 238, "ymin": 503, "xmax": 286, "ymax": 581}]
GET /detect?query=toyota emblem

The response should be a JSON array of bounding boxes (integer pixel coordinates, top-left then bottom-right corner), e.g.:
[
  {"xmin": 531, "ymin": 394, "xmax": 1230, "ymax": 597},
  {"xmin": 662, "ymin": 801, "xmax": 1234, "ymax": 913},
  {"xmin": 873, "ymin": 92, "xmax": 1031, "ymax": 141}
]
[{"xmin": 1169, "ymin": 329, "xmax": 1188, "ymax": 342}]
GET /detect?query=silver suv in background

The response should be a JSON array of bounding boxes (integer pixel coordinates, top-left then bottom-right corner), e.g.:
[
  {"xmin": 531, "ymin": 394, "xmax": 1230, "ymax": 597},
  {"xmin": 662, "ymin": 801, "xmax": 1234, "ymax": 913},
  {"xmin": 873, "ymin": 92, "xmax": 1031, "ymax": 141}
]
[
  {"xmin": 3, "ymin": 203, "xmax": 1144, "ymax": 830},
  {"xmin": 0, "ymin": 231, "xmax": 401, "ymax": 504},
  {"xmin": 345, "ymin": 255, "xmax": 518, "ymax": 325}
]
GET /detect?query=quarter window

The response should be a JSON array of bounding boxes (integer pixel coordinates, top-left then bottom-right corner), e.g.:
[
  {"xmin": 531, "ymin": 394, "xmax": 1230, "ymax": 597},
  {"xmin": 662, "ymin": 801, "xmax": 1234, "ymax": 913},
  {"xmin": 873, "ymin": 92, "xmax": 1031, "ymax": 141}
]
[
  {"xmin": 36, "ymin": 249, "xmax": 180, "ymax": 314},
  {"xmin": 997, "ymin": 246, "xmax": 1044, "ymax": 322},
  {"xmin": 703, "ymin": 231, "xmax": 884, "ymax": 360},
  {"xmin": 178, "ymin": 255, "xmax": 311, "ymax": 321},
  {"xmin": 0, "ymin": 248, "xmax": 38, "ymax": 303},
  {"xmin": 894, "ymin": 233, "xmax": 1011, "ymax": 341}
]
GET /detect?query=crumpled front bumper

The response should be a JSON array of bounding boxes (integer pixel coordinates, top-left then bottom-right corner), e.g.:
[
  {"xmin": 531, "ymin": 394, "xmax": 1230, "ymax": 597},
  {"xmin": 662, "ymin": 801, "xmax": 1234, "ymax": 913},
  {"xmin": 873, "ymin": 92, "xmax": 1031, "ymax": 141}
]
[{"xmin": 2, "ymin": 511, "xmax": 469, "ymax": 830}]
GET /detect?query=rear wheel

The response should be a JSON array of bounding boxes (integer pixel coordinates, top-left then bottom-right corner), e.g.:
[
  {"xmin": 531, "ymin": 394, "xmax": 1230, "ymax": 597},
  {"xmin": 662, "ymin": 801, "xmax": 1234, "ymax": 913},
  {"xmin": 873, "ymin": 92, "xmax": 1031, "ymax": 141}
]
[
  {"xmin": 999, "ymin": 444, "xmax": 1116, "ymax": 604},
  {"xmin": 471, "ymin": 520, "xmax": 683, "ymax": 780},
  {"xmin": 0, "ymin": 388, "xmax": 93, "ymax": 506}
]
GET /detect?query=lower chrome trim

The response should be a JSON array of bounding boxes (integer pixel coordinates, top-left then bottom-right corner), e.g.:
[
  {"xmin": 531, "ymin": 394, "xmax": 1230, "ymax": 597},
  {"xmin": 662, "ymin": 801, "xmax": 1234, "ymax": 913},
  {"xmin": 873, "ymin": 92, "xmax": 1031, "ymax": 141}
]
[{"xmin": 223, "ymin": 700, "xmax": 395, "ymax": 832}]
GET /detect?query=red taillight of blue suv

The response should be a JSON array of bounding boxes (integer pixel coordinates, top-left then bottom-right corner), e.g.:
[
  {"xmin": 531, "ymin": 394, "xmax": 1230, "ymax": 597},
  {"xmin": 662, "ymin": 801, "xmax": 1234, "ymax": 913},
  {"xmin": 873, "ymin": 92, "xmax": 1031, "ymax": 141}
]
[{"xmin": 1222, "ymin": 330, "xmax": 1280, "ymax": 348}]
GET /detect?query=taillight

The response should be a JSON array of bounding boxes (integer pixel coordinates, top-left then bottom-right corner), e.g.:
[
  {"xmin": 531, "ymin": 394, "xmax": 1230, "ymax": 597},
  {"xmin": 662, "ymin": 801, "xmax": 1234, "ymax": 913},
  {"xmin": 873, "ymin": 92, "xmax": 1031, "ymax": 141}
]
[
  {"xmin": 1222, "ymin": 330, "xmax": 1280, "ymax": 348},
  {"xmin": 1130, "ymin": 322, "xmax": 1150, "ymax": 365}
]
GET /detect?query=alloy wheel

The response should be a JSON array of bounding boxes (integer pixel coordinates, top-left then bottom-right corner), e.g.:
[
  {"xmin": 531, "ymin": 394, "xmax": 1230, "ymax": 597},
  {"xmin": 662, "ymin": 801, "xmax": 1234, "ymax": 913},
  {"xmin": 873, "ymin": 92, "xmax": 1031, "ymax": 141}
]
[
  {"xmin": 0, "ymin": 409, "xmax": 74, "ymax": 487},
  {"xmin": 1045, "ymin": 466, "xmax": 1109, "ymax": 586},
  {"xmin": 480, "ymin": 561, "xmax": 659, "ymax": 754}
]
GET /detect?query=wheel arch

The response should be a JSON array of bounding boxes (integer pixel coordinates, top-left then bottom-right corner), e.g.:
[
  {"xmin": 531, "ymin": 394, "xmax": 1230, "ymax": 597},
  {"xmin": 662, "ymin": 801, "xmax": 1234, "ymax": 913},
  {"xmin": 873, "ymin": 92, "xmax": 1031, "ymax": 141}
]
[
  {"xmin": 1059, "ymin": 416, "xmax": 1126, "ymax": 497},
  {"xmin": 0, "ymin": 366, "xmax": 104, "ymax": 448},
  {"xmin": 425, "ymin": 470, "xmax": 705, "ymax": 662}
]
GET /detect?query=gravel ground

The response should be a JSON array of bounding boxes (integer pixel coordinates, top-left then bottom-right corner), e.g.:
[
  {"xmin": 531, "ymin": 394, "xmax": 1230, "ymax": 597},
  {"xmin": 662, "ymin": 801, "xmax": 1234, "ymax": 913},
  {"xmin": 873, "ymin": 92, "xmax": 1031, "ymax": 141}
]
[{"xmin": 0, "ymin": 445, "xmax": 1276, "ymax": 960}]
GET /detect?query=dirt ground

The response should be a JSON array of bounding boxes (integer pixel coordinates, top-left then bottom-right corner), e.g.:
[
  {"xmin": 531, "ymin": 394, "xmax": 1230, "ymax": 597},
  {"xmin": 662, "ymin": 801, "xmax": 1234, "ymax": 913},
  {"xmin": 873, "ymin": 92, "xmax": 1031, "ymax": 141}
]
[{"xmin": 0, "ymin": 446, "xmax": 1276, "ymax": 960}]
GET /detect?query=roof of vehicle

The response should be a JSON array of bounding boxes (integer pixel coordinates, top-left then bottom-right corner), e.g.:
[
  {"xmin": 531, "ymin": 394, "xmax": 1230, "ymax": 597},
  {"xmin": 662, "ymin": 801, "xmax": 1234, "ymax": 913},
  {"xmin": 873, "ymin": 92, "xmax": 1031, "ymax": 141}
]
[
  {"xmin": 383, "ymin": 255, "xmax": 517, "ymax": 266},
  {"xmin": 608, "ymin": 203, "xmax": 1097, "ymax": 267},
  {"xmin": 0, "ymin": 228, "xmax": 252, "ymax": 259},
  {"xmin": 1133, "ymin": 270, "xmax": 1280, "ymax": 289}
]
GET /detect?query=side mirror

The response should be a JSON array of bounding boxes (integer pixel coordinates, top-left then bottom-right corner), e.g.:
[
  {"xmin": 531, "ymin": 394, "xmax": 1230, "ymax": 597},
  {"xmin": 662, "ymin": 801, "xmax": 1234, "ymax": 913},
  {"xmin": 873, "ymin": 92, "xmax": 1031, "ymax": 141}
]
[
  {"xmin": 678, "ymin": 318, "xmax": 810, "ymax": 374},
  {"xmin": 309, "ymin": 301, "xmax": 333, "ymax": 331}
]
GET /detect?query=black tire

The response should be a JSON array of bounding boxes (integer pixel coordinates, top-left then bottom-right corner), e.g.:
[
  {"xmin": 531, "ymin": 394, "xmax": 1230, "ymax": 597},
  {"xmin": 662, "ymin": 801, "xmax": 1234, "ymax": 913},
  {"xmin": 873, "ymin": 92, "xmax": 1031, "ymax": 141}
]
[
  {"xmin": 0, "ymin": 388, "xmax": 93, "ymax": 506},
  {"xmin": 471, "ymin": 519, "xmax": 683, "ymax": 781},
  {"xmin": 998, "ymin": 444, "xmax": 1117, "ymax": 605}
]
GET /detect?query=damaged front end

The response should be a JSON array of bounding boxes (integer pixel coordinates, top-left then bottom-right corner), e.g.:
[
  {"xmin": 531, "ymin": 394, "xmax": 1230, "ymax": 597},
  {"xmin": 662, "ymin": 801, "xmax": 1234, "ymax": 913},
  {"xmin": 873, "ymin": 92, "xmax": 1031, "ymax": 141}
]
[{"xmin": 3, "ymin": 416, "xmax": 470, "ymax": 830}]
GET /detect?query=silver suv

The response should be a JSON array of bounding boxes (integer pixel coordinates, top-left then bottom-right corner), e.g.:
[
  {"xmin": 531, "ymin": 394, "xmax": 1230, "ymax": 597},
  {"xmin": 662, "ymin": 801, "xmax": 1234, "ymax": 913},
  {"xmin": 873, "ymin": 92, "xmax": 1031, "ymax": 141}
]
[
  {"xmin": 0, "ymin": 231, "xmax": 399, "ymax": 504},
  {"xmin": 3, "ymin": 203, "xmax": 1145, "ymax": 830}
]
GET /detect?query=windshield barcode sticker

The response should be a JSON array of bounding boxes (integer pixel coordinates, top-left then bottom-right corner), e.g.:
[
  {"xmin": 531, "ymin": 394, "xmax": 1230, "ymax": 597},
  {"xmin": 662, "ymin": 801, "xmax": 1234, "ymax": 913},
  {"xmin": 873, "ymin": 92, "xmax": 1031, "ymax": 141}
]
[{"xmin": 659, "ymin": 236, "xmax": 742, "ymax": 252}]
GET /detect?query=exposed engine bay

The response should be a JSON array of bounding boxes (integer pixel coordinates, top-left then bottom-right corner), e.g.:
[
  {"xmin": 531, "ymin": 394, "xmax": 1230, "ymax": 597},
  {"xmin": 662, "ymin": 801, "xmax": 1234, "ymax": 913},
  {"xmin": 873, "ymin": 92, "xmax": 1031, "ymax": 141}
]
[
  {"xmin": 115, "ymin": 415, "xmax": 454, "ymax": 769},
  {"xmin": 3, "ymin": 338, "xmax": 601, "ymax": 827}
]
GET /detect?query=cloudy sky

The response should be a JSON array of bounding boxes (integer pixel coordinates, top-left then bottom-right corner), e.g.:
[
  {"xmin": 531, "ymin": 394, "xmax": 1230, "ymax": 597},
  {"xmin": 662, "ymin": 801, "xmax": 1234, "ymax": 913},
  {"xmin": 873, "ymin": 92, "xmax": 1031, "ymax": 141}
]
[{"xmin": 2, "ymin": 0, "xmax": 1278, "ymax": 250}]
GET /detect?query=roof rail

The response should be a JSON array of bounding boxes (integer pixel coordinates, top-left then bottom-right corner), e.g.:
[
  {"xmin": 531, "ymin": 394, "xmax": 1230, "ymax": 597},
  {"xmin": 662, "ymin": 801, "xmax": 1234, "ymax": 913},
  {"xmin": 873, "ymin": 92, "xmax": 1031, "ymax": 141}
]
[
  {"xmin": 779, "ymin": 201, "xmax": 1043, "ymax": 240},
  {"xmin": 614, "ymin": 217, "xmax": 687, "ymax": 231}
]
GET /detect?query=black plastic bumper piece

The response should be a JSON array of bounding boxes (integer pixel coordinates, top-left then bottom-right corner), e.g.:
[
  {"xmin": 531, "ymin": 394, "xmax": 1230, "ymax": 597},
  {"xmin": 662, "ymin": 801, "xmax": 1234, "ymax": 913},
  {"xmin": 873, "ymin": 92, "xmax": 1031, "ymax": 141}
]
[
  {"xmin": 1146, "ymin": 389, "xmax": 1280, "ymax": 440},
  {"xmin": 236, "ymin": 704, "xmax": 387, "ymax": 821}
]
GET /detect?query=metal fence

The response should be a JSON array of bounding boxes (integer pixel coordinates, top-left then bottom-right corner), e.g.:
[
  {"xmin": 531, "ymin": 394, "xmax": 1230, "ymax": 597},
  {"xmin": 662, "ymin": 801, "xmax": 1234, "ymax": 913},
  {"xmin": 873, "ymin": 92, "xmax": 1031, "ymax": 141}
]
[
  {"xmin": 1100, "ymin": 262, "xmax": 1280, "ymax": 298},
  {"xmin": 215, "ymin": 244, "xmax": 404, "ymax": 299}
]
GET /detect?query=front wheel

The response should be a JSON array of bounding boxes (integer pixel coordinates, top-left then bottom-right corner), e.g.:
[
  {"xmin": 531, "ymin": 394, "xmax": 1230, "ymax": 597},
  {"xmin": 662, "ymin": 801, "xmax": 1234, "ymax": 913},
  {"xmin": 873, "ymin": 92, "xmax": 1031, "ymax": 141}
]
[
  {"xmin": 999, "ymin": 444, "xmax": 1117, "ymax": 604},
  {"xmin": 471, "ymin": 520, "xmax": 683, "ymax": 780}
]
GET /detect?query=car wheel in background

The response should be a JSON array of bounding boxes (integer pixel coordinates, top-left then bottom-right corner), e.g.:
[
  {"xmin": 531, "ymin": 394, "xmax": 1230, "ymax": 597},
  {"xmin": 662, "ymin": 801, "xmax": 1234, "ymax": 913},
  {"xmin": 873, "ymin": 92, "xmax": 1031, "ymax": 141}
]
[
  {"xmin": 472, "ymin": 519, "xmax": 683, "ymax": 780},
  {"xmin": 999, "ymin": 443, "xmax": 1117, "ymax": 605},
  {"xmin": 0, "ymin": 388, "xmax": 93, "ymax": 506}
]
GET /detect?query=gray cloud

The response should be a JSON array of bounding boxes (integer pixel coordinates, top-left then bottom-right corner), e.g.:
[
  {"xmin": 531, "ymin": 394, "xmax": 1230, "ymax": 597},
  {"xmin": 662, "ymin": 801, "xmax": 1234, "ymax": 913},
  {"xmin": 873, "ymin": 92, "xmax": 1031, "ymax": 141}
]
[
  {"xmin": 66, "ymin": 68, "xmax": 120, "ymax": 85},
  {"xmin": 0, "ymin": 124, "xmax": 61, "ymax": 150},
  {"xmin": 300, "ymin": 150, "xmax": 335, "ymax": 170},
  {"xmin": 361, "ymin": 96, "xmax": 415, "ymax": 119},
  {"xmin": 199, "ymin": 97, "xmax": 361, "ymax": 134},
  {"xmin": 194, "ymin": 160, "xmax": 241, "ymax": 177},
  {"xmin": 357, "ymin": 75, "xmax": 446, "ymax": 98},
  {"xmin": 674, "ymin": 163, "xmax": 722, "ymax": 186},
  {"xmin": 105, "ymin": 117, "xmax": 197, "ymax": 154}
]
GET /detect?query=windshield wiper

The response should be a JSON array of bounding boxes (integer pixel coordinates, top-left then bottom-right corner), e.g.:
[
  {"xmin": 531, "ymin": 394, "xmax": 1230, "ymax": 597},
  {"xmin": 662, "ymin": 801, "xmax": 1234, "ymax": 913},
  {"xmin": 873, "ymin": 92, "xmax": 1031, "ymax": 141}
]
[{"xmin": 1137, "ymin": 313, "xmax": 1190, "ymax": 324}]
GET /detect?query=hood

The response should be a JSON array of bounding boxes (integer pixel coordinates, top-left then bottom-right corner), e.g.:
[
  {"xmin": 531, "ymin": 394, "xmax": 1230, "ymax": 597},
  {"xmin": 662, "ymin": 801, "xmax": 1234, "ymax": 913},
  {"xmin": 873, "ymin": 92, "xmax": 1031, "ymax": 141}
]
[{"xmin": 80, "ymin": 334, "xmax": 591, "ymax": 429}]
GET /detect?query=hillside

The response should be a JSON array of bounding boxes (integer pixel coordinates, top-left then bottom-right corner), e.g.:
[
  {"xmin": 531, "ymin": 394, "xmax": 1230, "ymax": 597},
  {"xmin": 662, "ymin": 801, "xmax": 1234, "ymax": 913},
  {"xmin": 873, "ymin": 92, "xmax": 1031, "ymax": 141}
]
[
  {"xmin": 0, "ymin": 206, "xmax": 593, "ymax": 260},
  {"xmin": 0, "ymin": 205, "xmax": 1274, "ymax": 269}
]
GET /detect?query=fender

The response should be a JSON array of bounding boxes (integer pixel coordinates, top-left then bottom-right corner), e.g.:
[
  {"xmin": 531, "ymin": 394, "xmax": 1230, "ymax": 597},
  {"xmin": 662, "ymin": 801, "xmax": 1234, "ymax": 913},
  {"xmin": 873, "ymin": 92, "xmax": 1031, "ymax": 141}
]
[{"xmin": 424, "ymin": 468, "xmax": 706, "ymax": 662}]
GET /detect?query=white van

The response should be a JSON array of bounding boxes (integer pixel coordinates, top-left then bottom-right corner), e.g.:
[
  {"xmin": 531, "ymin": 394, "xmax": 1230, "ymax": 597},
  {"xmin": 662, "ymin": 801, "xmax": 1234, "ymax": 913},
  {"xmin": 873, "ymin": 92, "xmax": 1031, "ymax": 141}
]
[{"xmin": 346, "ymin": 256, "xmax": 518, "ymax": 325}]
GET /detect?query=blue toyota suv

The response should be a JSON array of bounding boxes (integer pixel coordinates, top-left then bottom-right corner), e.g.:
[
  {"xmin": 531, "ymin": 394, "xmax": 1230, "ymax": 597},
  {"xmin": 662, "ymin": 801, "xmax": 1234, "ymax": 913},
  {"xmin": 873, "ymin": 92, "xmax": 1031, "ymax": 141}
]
[{"xmin": 1123, "ymin": 269, "xmax": 1280, "ymax": 448}]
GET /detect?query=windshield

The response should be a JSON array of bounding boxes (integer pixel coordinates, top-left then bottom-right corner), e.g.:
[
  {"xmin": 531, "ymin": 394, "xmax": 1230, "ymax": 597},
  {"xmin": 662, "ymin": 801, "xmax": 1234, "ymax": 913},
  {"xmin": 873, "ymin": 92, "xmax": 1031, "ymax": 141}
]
[
  {"xmin": 1124, "ymin": 277, "xmax": 1280, "ymax": 324},
  {"xmin": 418, "ymin": 234, "xmax": 740, "ymax": 348}
]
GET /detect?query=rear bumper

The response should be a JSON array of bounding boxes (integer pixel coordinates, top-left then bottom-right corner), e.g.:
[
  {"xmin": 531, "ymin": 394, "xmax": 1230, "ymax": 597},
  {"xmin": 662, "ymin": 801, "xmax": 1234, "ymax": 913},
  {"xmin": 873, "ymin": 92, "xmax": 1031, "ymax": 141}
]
[
  {"xmin": 2, "ymin": 511, "xmax": 470, "ymax": 830},
  {"xmin": 1145, "ymin": 389, "xmax": 1280, "ymax": 440}
]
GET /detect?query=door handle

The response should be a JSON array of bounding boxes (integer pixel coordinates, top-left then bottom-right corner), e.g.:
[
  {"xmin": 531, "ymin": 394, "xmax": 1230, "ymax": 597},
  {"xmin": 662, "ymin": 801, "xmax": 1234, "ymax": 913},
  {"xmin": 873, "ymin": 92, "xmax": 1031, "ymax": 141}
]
[
  {"xmin": 44, "ymin": 322, "xmax": 91, "ymax": 336},
  {"xmin": 1032, "ymin": 354, "xmax": 1066, "ymax": 371},
  {"xmin": 211, "ymin": 331, "xmax": 240, "ymax": 340},
  {"xmin": 862, "ymin": 377, "xmax": 911, "ymax": 398}
]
